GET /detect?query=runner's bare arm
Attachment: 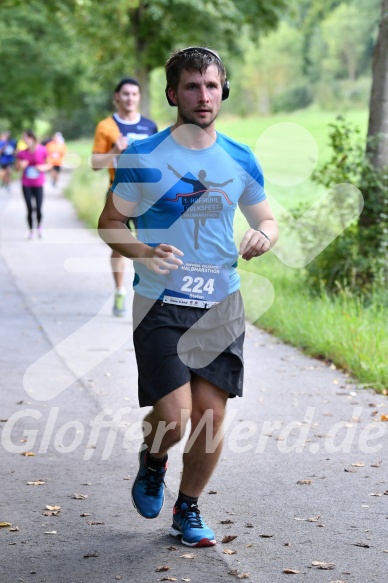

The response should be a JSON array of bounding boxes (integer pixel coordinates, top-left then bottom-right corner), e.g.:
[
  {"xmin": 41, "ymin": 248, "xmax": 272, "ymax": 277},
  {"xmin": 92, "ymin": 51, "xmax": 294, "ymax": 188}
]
[
  {"xmin": 98, "ymin": 191, "xmax": 183, "ymax": 274},
  {"xmin": 238, "ymin": 199, "xmax": 278, "ymax": 260},
  {"xmin": 91, "ymin": 135, "xmax": 128, "ymax": 171}
]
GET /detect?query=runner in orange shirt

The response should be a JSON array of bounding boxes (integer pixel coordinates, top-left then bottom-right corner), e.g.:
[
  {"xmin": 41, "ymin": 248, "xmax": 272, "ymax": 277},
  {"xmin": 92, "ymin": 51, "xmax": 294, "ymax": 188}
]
[
  {"xmin": 91, "ymin": 77, "xmax": 158, "ymax": 317},
  {"xmin": 46, "ymin": 132, "xmax": 67, "ymax": 186}
]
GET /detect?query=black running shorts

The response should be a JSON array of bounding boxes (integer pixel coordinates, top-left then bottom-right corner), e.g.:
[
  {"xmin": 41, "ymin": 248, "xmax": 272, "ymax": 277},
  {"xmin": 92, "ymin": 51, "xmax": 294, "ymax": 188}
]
[{"xmin": 132, "ymin": 291, "xmax": 245, "ymax": 407}]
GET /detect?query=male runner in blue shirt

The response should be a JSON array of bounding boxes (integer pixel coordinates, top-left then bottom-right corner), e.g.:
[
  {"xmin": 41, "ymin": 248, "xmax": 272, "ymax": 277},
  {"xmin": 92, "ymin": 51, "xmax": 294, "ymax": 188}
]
[{"xmin": 98, "ymin": 47, "xmax": 278, "ymax": 547}]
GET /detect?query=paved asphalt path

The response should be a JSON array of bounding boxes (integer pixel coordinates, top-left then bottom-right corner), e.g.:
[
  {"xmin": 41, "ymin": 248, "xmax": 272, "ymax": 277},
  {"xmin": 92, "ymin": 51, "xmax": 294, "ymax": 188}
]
[{"xmin": 0, "ymin": 171, "xmax": 387, "ymax": 583}]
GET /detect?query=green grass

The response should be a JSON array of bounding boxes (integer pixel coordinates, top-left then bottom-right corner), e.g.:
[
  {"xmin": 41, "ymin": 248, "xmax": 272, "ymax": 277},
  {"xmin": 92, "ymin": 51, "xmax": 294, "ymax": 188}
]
[
  {"xmin": 64, "ymin": 108, "xmax": 387, "ymax": 392},
  {"xmin": 65, "ymin": 139, "xmax": 109, "ymax": 229},
  {"xmin": 240, "ymin": 253, "xmax": 388, "ymax": 392}
]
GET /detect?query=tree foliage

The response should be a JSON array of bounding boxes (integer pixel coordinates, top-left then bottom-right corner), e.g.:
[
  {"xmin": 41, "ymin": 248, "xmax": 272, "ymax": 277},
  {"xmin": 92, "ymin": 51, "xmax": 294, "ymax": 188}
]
[
  {"xmin": 0, "ymin": 0, "xmax": 91, "ymax": 132},
  {"xmin": 72, "ymin": 0, "xmax": 287, "ymax": 115}
]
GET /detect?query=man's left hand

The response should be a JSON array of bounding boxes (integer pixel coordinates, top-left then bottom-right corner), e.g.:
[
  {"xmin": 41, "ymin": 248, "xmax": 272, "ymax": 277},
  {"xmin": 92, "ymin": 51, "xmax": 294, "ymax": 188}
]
[{"xmin": 239, "ymin": 229, "xmax": 270, "ymax": 260}]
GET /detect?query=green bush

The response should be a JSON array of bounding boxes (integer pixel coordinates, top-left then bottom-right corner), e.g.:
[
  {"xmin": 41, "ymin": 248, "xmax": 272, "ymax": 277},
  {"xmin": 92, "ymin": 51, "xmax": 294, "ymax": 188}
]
[
  {"xmin": 301, "ymin": 117, "xmax": 388, "ymax": 296},
  {"xmin": 272, "ymin": 83, "xmax": 313, "ymax": 113},
  {"xmin": 315, "ymin": 77, "xmax": 371, "ymax": 111}
]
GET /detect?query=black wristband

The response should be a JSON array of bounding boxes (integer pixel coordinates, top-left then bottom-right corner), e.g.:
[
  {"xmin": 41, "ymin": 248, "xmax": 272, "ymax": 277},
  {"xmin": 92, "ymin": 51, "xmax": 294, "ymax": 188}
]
[{"xmin": 256, "ymin": 229, "xmax": 270, "ymax": 243}]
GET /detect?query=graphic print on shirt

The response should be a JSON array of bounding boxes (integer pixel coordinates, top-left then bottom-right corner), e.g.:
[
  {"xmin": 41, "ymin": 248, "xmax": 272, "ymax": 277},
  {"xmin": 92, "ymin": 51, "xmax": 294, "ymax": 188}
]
[{"xmin": 165, "ymin": 164, "xmax": 234, "ymax": 250}]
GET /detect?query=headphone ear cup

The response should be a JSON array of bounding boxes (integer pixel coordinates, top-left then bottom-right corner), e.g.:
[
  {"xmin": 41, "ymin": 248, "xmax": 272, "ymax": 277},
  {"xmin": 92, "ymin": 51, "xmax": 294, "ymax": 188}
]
[
  {"xmin": 165, "ymin": 86, "xmax": 177, "ymax": 106},
  {"xmin": 222, "ymin": 78, "xmax": 230, "ymax": 101}
]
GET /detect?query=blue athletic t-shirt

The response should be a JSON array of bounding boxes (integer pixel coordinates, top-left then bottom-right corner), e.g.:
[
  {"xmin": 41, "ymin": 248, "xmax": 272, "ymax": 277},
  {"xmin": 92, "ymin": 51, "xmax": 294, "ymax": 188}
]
[
  {"xmin": 0, "ymin": 139, "xmax": 17, "ymax": 165},
  {"xmin": 111, "ymin": 127, "xmax": 266, "ymax": 301}
]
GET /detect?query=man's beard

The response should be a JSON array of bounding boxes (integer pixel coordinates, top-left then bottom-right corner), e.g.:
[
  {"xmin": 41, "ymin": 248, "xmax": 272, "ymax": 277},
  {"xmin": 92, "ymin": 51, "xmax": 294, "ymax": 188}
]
[{"xmin": 177, "ymin": 104, "xmax": 220, "ymax": 129}]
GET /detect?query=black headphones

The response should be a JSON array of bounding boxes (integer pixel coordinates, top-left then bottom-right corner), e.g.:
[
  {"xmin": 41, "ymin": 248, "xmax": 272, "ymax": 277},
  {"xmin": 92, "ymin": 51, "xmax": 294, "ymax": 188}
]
[{"xmin": 165, "ymin": 46, "xmax": 230, "ymax": 106}]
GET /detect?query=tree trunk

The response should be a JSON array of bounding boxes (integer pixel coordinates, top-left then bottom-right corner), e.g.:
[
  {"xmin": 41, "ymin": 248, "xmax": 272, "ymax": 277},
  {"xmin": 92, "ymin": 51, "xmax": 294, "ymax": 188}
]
[
  {"xmin": 135, "ymin": 63, "xmax": 151, "ymax": 118},
  {"xmin": 365, "ymin": 0, "xmax": 388, "ymax": 169},
  {"xmin": 359, "ymin": 0, "xmax": 388, "ymax": 235},
  {"xmin": 129, "ymin": 2, "xmax": 152, "ymax": 118}
]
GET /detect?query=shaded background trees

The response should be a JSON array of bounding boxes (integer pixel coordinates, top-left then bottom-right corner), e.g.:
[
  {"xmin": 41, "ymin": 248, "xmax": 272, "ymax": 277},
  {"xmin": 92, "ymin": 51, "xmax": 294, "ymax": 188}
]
[{"xmin": 0, "ymin": 0, "xmax": 382, "ymax": 136}]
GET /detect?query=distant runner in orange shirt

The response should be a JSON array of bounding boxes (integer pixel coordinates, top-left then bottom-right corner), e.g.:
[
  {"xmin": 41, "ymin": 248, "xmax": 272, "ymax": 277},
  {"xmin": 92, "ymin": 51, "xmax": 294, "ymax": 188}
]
[{"xmin": 46, "ymin": 132, "xmax": 67, "ymax": 186}]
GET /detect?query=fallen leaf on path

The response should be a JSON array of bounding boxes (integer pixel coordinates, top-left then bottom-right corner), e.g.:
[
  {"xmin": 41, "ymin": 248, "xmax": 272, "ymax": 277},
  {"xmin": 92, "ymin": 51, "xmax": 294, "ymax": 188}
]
[
  {"xmin": 72, "ymin": 493, "xmax": 88, "ymax": 499},
  {"xmin": 246, "ymin": 544, "xmax": 253, "ymax": 548},
  {"xmin": 20, "ymin": 452, "xmax": 35, "ymax": 457},
  {"xmin": 259, "ymin": 533, "xmax": 274, "ymax": 538},
  {"xmin": 43, "ymin": 510, "xmax": 60, "ymax": 516},
  {"xmin": 296, "ymin": 480, "xmax": 312, "ymax": 485},
  {"xmin": 9, "ymin": 542, "xmax": 17, "ymax": 545},
  {"xmin": 80, "ymin": 482, "xmax": 91, "ymax": 486},
  {"xmin": 182, "ymin": 579, "xmax": 191, "ymax": 582},
  {"xmin": 220, "ymin": 519, "xmax": 234, "ymax": 524},
  {"xmin": 80, "ymin": 513, "xmax": 92, "ymax": 517},
  {"xmin": 351, "ymin": 462, "xmax": 365, "ymax": 467},
  {"xmin": 86, "ymin": 521, "xmax": 105, "ymax": 525},
  {"xmin": 155, "ymin": 566, "xmax": 170, "ymax": 572},
  {"xmin": 159, "ymin": 578, "xmax": 177, "ymax": 582},
  {"xmin": 245, "ymin": 523, "xmax": 254, "ymax": 528},
  {"xmin": 352, "ymin": 542, "xmax": 370, "ymax": 548},
  {"xmin": 167, "ymin": 546, "xmax": 178, "ymax": 551},
  {"xmin": 46, "ymin": 505, "xmax": 61, "ymax": 511},
  {"xmin": 228, "ymin": 571, "xmax": 250, "ymax": 579},
  {"xmin": 370, "ymin": 460, "xmax": 382, "ymax": 467},
  {"xmin": 27, "ymin": 480, "xmax": 46, "ymax": 486},
  {"xmin": 223, "ymin": 549, "xmax": 237, "ymax": 555},
  {"xmin": 369, "ymin": 492, "xmax": 383, "ymax": 496},
  {"xmin": 44, "ymin": 531, "xmax": 57, "ymax": 534},
  {"xmin": 208, "ymin": 490, "xmax": 217, "ymax": 494},
  {"xmin": 114, "ymin": 577, "xmax": 123, "ymax": 580},
  {"xmin": 311, "ymin": 561, "xmax": 335, "ymax": 570},
  {"xmin": 294, "ymin": 516, "xmax": 320, "ymax": 522},
  {"xmin": 84, "ymin": 552, "xmax": 99, "ymax": 558},
  {"xmin": 9, "ymin": 526, "xmax": 19, "ymax": 532},
  {"xmin": 283, "ymin": 568, "xmax": 302, "ymax": 574},
  {"xmin": 122, "ymin": 476, "xmax": 131, "ymax": 480},
  {"xmin": 222, "ymin": 535, "xmax": 238, "ymax": 543},
  {"xmin": 0, "ymin": 522, "xmax": 12, "ymax": 528},
  {"xmin": 180, "ymin": 553, "xmax": 196, "ymax": 559},
  {"xmin": 380, "ymin": 414, "xmax": 388, "ymax": 422}
]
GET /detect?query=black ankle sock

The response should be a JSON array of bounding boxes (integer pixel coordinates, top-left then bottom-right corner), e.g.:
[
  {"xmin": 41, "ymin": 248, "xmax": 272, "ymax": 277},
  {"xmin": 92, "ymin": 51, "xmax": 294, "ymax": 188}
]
[
  {"xmin": 175, "ymin": 490, "xmax": 198, "ymax": 510},
  {"xmin": 146, "ymin": 450, "xmax": 168, "ymax": 468}
]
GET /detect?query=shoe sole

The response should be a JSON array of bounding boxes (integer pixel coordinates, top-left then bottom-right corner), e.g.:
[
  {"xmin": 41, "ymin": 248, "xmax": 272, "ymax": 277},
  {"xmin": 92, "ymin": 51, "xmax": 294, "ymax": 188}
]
[{"xmin": 170, "ymin": 526, "xmax": 216, "ymax": 547}]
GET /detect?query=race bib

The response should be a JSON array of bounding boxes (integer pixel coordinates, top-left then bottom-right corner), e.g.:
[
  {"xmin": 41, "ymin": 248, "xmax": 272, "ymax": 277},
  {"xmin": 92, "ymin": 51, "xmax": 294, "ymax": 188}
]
[
  {"xmin": 163, "ymin": 262, "xmax": 229, "ymax": 308},
  {"xmin": 25, "ymin": 166, "xmax": 40, "ymax": 179},
  {"xmin": 4, "ymin": 145, "xmax": 15, "ymax": 155}
]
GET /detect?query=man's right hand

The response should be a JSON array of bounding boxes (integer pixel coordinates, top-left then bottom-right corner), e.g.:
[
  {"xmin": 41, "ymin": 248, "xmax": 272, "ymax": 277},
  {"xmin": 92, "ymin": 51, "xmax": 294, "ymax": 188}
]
[
  {"xmin": 143, "ymin": 243, "xmax": 184, "ymax": 274},
  {"xmin": 113, "ymin": 135, "xmax": 129, "ymax": 153}
]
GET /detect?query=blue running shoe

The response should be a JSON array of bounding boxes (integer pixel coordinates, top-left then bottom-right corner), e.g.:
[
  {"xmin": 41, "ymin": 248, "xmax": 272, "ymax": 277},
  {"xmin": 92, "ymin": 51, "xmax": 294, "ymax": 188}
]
[
  {"xmin": 131, "ymin": 448, "xmax": 167, "ymax": 519},
  {"xmin": 170, "ymin": 502, "xmax": 216, "ymax": 547}
]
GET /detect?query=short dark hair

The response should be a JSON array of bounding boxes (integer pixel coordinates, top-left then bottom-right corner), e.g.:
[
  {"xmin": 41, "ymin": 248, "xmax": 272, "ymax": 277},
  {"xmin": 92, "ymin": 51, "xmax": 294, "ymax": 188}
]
[
  {"xmin": 24, "ymin": 129, "xmax": 37, "ymax": 141},
  {"xmin": 165, "ymin": 47, "xmax": 226, "ymax": 92},
  {"xmin": 114, "ymin": 77, "xmax": 141, "ymax": 93}
]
